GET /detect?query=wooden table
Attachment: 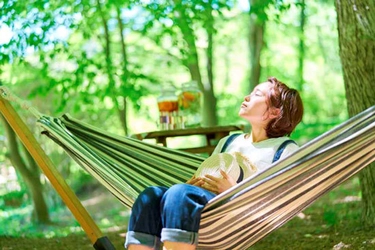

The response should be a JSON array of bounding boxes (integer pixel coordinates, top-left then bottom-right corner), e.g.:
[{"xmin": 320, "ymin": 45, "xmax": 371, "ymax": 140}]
[{"xmin": 131, "ymin": 125, "xmax": 244, "ymax": 155}]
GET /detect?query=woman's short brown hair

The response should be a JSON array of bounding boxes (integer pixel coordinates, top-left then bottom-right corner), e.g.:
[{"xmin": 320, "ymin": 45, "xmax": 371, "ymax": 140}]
[{"xmin": 265, "ymin": 77, "xmax": 304, "ymax": 138}]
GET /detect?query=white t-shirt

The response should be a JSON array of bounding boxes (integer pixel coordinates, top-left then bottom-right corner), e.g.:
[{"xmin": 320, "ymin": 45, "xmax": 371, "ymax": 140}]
[{"xmin": 212, "ymin": 134, "xmax": 299, "ymax": 173}]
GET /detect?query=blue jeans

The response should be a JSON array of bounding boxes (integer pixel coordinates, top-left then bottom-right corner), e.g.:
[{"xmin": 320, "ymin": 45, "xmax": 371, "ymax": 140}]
[{"xmin": 125, "ymin": 183, "xmax": 216, "ymax": 248}]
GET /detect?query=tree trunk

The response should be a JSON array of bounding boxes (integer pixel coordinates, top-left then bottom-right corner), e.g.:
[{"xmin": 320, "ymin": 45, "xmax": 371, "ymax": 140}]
[
  {"xmin": 97, "ymin": 0, "xmax": 128, "ymax": 135},
  {"xmin": 203, "ymin": 1, "xmax": 218, "ymax": 127},
  {"xmin": 203, "ymin": 33, "xmax": 217, "ymax": 126},
  {"xmin": 116, "ymin": 6, "xmax": 130, "ymax": 135},
  {"xmin": 173, "ymin": 0, "xmax": 217, "ymax": 126},
  {"xmin": 297, "ymin": 0, "xmax": 306, "ymax": 91},
  {"xmin": 1, "ymin": 115, "xmax": 50, "ymax": 224},
  {"xmin": 248, "ymin": 0, "xmax": 266, "ymax": 93},
  {"xmin": 335, "ymin": 0, "xmax": 375, "ymax": 226}
]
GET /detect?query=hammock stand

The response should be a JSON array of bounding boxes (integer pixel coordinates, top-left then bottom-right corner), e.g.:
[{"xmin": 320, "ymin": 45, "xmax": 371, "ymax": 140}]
[
  {"xmin": 0, "ymin": 94, "xmax": 116, "ymax": 249},
  {"xmin": 1, "ymin": 88, "xmax": 374, "ymax": 250}
]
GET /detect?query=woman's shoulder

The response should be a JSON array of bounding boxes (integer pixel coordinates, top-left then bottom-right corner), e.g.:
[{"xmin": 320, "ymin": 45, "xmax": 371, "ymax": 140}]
[
  {"xmin": 277, "ymin": 138, "xmax": 300, "ymax": 159},
  {"xmin": 221, "ymin": 133, "xmax": 246, "ymax": 143},
  {"xmin": 256, "ymin": 136, "xmax": 295, "ymax": 146},
  {"xmin": 212, "ymin": 133, "xmax": 246, "ymax": 154}
]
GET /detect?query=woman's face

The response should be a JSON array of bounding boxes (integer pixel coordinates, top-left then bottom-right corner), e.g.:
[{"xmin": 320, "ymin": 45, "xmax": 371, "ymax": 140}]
[{"xmin": 238, "ymin": 82, "xmax": 273, "ymax": 126}]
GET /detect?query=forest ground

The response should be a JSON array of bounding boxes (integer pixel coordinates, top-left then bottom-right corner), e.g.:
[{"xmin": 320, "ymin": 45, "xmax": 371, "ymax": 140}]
[{"xmin": 1, "ymin": 178, "xmax": 375, "ymax": 250}]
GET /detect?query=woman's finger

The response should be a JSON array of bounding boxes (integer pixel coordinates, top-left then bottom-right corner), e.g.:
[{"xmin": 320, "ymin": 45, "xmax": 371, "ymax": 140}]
[
  {"xmin": 204, "ymin": 174, "xmax": 220, "ymax": 182},
  {"xmin": 202, "ymin": 182, "xmax": 217, "ymax": 193},
  {"xmin": 220, "ymin": 170, "xmax": 229, "ymax": 179},
  {"xmin": 203, "ymin": 177, "xmax": 217, "ymax": 187},
  {"xmin": 195, "ymin": 180, "xmax": 205, "ymax": 187},
  {"xmin": 186, "ymin": 175, "xmax": 201, "ymax": 185}
]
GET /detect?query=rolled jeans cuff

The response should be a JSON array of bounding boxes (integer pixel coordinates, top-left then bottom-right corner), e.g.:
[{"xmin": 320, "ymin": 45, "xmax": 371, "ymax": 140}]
[
  {"xmin": 125, "ymin": 231, "xmax": 161, "ymax": 249},
  {"xmin": 161, "ymin": 228, "xmax": 199, "ymax": 245}
]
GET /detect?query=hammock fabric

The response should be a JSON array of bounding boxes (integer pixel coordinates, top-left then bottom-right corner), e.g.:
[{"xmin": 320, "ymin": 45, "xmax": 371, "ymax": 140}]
[{"xmin": 36, "ymin": 106, "xmax": 375, "ymax": 250}]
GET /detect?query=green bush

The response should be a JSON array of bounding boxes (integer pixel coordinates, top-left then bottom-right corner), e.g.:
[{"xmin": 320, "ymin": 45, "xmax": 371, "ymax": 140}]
[{"xmin": 1, "ymin": 190, "xmax": 26, "ymax": 208}]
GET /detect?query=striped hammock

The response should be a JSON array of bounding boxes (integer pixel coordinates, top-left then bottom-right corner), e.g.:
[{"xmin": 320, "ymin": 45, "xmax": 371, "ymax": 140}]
[{"xmin": 36, "ymin": 105, "xmax": 375, "ymax": 250}]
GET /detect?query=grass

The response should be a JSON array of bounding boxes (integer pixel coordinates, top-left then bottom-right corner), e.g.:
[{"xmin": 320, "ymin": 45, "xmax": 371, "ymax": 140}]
[{"xmin": 1, "ymin": 177, "xmax": 375, "ymax": 249}]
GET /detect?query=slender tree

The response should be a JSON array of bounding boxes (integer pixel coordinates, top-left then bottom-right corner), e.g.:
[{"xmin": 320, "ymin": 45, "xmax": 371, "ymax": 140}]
[
  {"xmin": 335, "ymin": 0, "xmax": 375, "ymax": 226},
  {"xmin": 172, "ymin": 0, "xmax": 216, "ymax": 126},
  {"xmin": 202, "ymin": 0, "xmax": 218, "ymax": 126},
  {"xmin": 96, "ymin": 0, "xmax": 129, "ymax": 135},
  {"xmin": 297, "ymin": 0, "xmax": 306, "ymax": 91},
  {"xmin": 116, "ymin": 4, "xmax": 130, "ymax": 135},
  {"xmin": 248, "ymin": 0, "xmax": 267, "ymax": 92},
  {"xmin": 0, "ymin": 115, "xmax": 50, "ymax": 224}
]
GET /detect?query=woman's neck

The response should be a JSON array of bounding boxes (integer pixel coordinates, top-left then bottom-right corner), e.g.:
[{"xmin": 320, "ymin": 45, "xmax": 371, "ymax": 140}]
[{"xmin": 248, "ymin": 127, "xmax": 269, "ymax": 143}]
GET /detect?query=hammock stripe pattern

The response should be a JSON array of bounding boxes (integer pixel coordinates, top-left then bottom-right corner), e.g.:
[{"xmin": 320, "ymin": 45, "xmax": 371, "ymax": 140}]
[
  {"xmin": 39, "ymin": 115, "xmax": 204, "ymax": 207},
  {"xmin": 37, "ymin": 106, "xmax": 375, "ymax": 250}
]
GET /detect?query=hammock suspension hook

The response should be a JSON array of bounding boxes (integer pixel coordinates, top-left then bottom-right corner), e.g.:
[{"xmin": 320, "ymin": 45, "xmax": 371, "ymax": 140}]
[{"xmin": 0, "ymin": 86, "xmax": 44, "ymax": 119}]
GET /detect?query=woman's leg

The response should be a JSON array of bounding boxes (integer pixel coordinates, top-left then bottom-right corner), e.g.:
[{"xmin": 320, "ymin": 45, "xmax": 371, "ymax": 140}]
[
  {"xmin": 126, "ymin": 186, "xmax": 168, "ymax": 250},
  {"xmin": 160, "ymin": 184, "xmax": 216, "ymax": 249},
  {"xmin": 162, "ymin": 241, "xmax": 196, "ymax": 250},
  {"xmin": 128, "ymin": 245, "xmax": 154, "ymax": 250}
]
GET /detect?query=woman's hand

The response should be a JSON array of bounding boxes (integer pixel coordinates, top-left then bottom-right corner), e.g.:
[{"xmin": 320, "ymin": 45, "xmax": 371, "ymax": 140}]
[
  {"xmin": 186, "ymin": 175, "xmax": 204, "ymax": 187},
  {"xmin": 201, "ymin": 170, "xmax": 237, "ymax": 194}
]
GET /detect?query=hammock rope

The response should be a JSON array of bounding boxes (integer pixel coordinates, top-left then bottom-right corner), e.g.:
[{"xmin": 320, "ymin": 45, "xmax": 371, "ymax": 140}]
[{"xmin": 0, "ymin": 86, "xmax": 44, "ymax": 119}]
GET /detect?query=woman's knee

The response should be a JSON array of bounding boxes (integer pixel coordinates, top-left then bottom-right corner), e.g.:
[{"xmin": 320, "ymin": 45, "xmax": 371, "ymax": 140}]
[
  {"xmin": 134, "ymin": 186, "xmax": 168, "ymax": 207},
  {"xmin": 160, "ymin": 184, "xmax": 214, "ymax": 231},
  {"xmin": 165, "ymin": 183, "xmax": 215, "ymax": 197},
  {"xmin": 162, "ymin": 183, "xmax": 212, "ymax": 207},
  {"xmin": 164, "ymin": 183, "xmax": 193, "ymax": 197}
]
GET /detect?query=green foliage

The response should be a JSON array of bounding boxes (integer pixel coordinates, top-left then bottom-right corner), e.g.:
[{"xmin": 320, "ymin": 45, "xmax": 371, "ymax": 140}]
[
  {"xmin": 1, "ymin": 0, "xmax": 347, "ymax": 137},
  {"xmin": 323, "ymin": 209, "xmax": 338, "ymax": 226},
  {"xmin": 70, "ymin": 172, "xmax": 99, "ymax": 196},
  {"xmin": 0, "ymin": 204, "xmax": 81, "ymax": 237},
  {"xmin": 0, "ymin": 186, "xmax": 127, "ymax": 238},
  {"xmin": 0, "ymin": 190, "xmax": 26, "ymax": 208},
  {"xmin": 0, "ymin": 141, "xmax": 6, "ymax": 163}
]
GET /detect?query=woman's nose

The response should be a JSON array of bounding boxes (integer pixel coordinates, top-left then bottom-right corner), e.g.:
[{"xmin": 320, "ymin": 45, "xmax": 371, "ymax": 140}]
[{"xmin": 244, "ymin": 95, "xmax": 250, "ymax": 101}]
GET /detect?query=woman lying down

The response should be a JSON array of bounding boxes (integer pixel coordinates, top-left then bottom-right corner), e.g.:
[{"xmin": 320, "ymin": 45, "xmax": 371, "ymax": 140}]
[{"xmin": 125, "ymin": 77, "xmax": 304, "ymax": 250}]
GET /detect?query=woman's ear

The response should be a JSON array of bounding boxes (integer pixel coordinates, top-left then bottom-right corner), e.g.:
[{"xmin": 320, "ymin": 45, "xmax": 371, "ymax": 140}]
[{"xmin": 268, "ymin": 108, "xmax": 280, "ymax": 119}]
